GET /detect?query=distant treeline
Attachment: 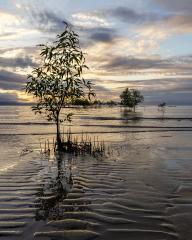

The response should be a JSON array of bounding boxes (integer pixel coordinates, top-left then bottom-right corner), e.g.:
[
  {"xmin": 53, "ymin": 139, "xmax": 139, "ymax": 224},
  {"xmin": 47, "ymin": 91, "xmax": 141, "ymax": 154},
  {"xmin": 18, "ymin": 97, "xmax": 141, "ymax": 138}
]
[{"xmin": 71, "ymin": 98, "xmax": 119, "ymax": 106}]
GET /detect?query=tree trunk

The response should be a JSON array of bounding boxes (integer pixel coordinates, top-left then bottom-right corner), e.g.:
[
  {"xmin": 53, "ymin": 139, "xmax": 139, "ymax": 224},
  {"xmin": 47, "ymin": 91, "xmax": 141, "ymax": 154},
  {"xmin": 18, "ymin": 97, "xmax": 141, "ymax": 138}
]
[{"xmin": 56, "ymin": 117, "xmax": 62, "ymax": 150}]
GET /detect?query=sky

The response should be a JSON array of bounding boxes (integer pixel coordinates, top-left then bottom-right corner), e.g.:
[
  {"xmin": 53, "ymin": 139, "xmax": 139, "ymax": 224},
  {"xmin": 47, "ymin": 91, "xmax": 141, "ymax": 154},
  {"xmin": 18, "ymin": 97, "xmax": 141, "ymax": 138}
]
[{"xmin": 1, "ymin": 0, "xmax": 192, "ymax": 105}]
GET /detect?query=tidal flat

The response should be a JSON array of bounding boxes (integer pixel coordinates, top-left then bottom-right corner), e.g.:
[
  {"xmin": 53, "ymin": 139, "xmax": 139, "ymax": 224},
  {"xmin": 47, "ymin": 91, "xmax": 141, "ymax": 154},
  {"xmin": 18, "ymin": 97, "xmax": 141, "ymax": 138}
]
[{"xmin": 0, "ymin": 105, "xmax": 192, "ymax": 240}]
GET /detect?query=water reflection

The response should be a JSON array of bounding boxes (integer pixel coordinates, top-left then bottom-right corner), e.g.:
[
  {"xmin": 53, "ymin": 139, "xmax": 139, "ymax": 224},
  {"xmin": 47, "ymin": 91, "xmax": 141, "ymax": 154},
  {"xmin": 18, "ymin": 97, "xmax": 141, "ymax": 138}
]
[
  {"xmin": 120, "ymin": 108, "xmax": 142, "ymax": 124},
  {"xmin": 35, "ymin": 151, "xmax": 73, "ymax": 221},
  {"xmin": 157, "ymin": 105, "xmax": 167, "ymax": 120}
]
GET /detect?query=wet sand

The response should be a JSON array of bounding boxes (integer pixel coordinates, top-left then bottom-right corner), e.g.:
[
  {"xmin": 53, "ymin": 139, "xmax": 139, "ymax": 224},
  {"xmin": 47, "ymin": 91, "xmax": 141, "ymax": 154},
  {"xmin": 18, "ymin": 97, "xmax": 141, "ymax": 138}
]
[
  {"xmin": 0, "ymin": 106, "xmax": 192, "ymax": 239},
  {"xmin": 0, "ymin": 132, "xmax": 192, "ymax": 240}
]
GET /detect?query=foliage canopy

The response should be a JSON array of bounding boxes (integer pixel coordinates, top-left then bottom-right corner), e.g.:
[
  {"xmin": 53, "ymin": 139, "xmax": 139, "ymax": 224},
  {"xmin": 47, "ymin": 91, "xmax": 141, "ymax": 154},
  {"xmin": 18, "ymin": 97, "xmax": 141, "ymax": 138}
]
[
  {"xmin": 120, "ymin": 88, "xmax": 144, "ymax": 111},
  {"xmin": 25, "ymin": 22, "xmax": 95, "ymax": 146}
]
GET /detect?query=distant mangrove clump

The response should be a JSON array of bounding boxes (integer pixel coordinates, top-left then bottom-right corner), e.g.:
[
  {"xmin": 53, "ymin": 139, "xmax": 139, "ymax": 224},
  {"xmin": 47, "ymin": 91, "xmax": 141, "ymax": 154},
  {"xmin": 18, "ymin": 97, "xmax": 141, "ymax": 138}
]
[{"xmin": 120, "ymin": 88, "xmax": 144, "ymax": 111}]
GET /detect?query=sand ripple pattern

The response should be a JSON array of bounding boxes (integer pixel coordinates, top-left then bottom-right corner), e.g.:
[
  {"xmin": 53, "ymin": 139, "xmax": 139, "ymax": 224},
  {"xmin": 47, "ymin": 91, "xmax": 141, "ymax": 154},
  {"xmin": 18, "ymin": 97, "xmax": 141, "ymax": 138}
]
[
  {"xmin": 34, "ymin": 151, "xmax": 184, "ymax": 240},
  {"xmin": 0, "ymin": 144, "xmax": 191, "ymax": 239},
  {"xmin": 0, "ymin": 153, "xmax": 47, "ymax": 240}
]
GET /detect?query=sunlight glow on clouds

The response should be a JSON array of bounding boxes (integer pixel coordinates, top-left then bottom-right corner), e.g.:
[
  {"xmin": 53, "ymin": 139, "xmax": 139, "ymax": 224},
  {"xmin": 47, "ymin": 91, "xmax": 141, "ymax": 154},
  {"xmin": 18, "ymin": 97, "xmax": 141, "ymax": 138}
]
[
  {"xmin": 72, "ymin": 12, "xmax": 110, "ymax": 28},
  {"xmin": 0, "ymin": 12, "xmax": 20, "ymax": 27},
  {"xmin": 1, "ymin": 0, "xmax": 192, "ymax": 104}
]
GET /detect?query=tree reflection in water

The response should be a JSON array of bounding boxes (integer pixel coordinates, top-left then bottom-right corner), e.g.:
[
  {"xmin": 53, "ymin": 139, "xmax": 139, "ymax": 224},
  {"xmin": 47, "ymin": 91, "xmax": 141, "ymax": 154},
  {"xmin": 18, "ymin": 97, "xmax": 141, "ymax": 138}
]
[
  {"xmin": 35, "ymin": 151, "xmax": 73, "ymax": 221},
  {"xmin": 121, "ymin": 108, "xmax": 142, "ymax": 124}
]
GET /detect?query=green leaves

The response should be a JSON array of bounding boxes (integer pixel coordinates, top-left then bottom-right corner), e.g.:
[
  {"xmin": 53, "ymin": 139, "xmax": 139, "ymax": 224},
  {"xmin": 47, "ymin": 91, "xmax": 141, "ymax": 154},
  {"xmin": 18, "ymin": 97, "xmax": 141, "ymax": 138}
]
[
  {"xmin": 25, "ymin": 21, "xmax": 95, "ymax": 127},
  {"xmin": 120, "ymin": 88, "xmax": 144, "ymax": 110}
]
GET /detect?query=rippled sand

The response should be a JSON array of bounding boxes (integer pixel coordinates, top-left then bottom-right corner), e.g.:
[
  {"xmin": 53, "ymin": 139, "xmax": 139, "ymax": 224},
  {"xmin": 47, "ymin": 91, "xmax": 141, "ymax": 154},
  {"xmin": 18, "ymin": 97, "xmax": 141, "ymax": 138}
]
[
  {"xmin": 0, "ymin": 106, "xmax": 192, "ymax": 240},
  {"xmin": 0, "ymin": 133, "xmax": 192, "ymax": 240}
]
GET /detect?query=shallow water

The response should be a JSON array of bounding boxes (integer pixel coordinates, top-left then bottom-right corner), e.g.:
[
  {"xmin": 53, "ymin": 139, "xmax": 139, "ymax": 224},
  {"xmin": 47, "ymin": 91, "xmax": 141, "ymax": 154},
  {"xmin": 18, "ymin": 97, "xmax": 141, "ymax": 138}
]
[{"xmin": 0, "ymin": 105, "xmax": 192, "ymax": 239}]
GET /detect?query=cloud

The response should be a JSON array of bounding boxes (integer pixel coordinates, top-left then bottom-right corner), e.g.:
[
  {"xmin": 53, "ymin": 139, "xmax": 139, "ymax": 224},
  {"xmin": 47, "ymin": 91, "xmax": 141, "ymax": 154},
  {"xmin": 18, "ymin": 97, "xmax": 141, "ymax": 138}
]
[
  {"xmin": 72, "ymin": 12, "xmax": 110, "ymax": 28},
  {"xmin": 0, "ymin": 3, "xmax": 192, "ymax": 105},
  {"xmin": 84, "ymin": 37, "xmax": 158, "ymax": 71},
  {"xmin": 28, "ymin": 9, "xmax": 66, "ymax": 32},
  {"xmin": 78, "ymin": 27, "xmax": 117, "ymax": 45},
  {"xmin": 119, "ymin": 78, "xmax": 192, "ymax": 93},
  {"xmin": 90, "ymin": 32, "xmax": 114, "ymax": 43},
  {"xmin": 0, "ymin": 11, "xmax": 21, "ymax": 27},
  {"xmin": 93, "ymin": 77, "xmax": 192, "ymax": 91},
  {"xmin": 95, "ymin": 85, "xmax": 117, "ymax": 100},
  {"xmin": 102, "ymin": 56, "xmax": 168, "ymax": 70},
  {"xmin": 0, "ymin": 89, "xmax": 30, "ymax": 105},
  {"xmin": 0, "ymin": 70, "xmax": 26, "ymax": 90},
  {"xmin": 74, "ymin": 6, "xmax": 192, "ymax": 49},
  {"xmin": 0, "ymin": 70, "xmax": 31, "ymax": 104},
  {"xmin": 153, "ymin": 0, "xmax": 192, "ymax": 12},
  {"xmin": 73, "ymin": 7, "xmax": 167, "ymax": 27},
  {"xmin": 0, "ymin": 11, "xmax": 22, "ymax": 43},
  {"xmin": 0, "ymin": 32, "xmax": 17, "ymax": 40},
  {"xmin": 0, "ymin": 46, "xmax": 36, "ymax": 57},
  {"xmin": 84, "ymin": 29, "xmax": 192, "ymax": 76},
  {"xmin": 93, "ymin": 77, "xmax": 192, "ymax": 104},
  {"xmin": 86, "ymin": 79, "xmax": 119, "ymax": 100},
  {"xmin": 0, "ymin": 91, "xmax": 18, "ymax": 105},
  {"xmin": 72, "ymin": 8, "xmax": 170, "ymax": 50},
  {"xmin": 0, "ymin": 56, "xmax": 38, "ymax": 68},
  {"xmin": 165, "ymin": 14, "xmax": 192, "ymax": 34},
  {"xmin": 140, "ymin": 14, "xmax": 192, "ymax": 38},
  {"xmin": 108, "ymin": 7, "xmax": 166, "ymax": 23},
  {"xmin": 16, "ymin": 3, "xmax": 67, "ymax": 33},
  {"xmin": 95, "ymin": 54, "xmax": 192, "ymax": 76}
]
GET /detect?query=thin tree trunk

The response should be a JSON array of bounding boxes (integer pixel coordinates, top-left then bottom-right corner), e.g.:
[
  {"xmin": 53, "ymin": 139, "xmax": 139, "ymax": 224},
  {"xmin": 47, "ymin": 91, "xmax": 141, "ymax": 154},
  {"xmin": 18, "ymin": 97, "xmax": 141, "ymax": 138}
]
[{"xmin": 56, "ymin": 117, "xmax": 62, "ymax": 149}]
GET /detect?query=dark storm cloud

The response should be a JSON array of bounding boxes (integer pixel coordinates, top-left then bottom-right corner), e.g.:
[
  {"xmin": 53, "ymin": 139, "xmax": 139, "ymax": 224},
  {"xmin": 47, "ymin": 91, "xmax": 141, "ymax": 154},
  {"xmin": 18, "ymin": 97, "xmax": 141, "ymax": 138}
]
[
  {"xmin": 0, "ymin": 70, "xmax": 26, "ymax": 90},
  {"xmin": 0, "ymin": 56, "xmax": 37, "ymax": 68}
]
